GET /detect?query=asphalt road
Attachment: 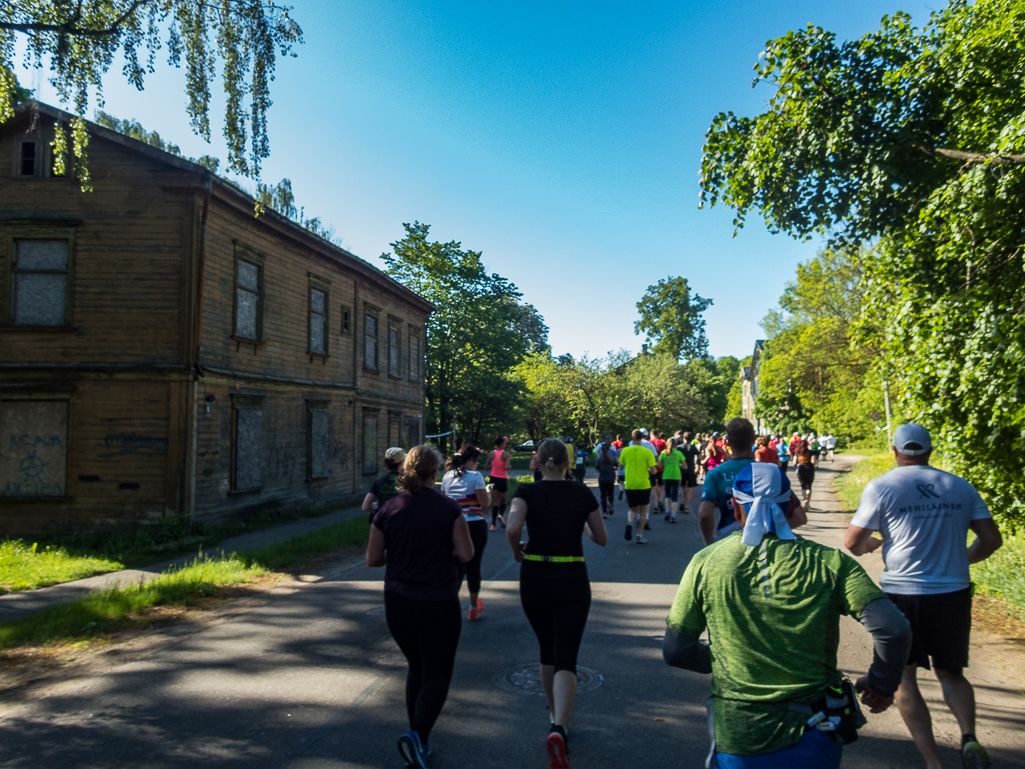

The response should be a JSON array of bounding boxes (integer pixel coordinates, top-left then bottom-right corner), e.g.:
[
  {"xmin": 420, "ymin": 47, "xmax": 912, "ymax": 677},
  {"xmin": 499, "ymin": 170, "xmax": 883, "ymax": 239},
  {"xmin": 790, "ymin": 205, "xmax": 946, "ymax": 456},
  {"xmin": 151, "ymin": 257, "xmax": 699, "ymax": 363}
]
[{"xmin": 0, "ymin": 460, "xmax": 1022, "ymax": 768}]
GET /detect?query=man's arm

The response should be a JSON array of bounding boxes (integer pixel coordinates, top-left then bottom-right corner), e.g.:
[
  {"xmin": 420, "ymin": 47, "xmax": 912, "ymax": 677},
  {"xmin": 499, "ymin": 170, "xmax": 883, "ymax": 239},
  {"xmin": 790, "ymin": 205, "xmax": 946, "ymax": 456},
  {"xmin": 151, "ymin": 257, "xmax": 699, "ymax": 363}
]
[
  {"xmin": 845, "ymin": 524, "xmax": 883, "ymax": 556},
  {"xmin": 854, "ymin": 597, "xmax": 912, "ymax": 713},
  {"xmin": 967, "ymin": 518, "xmax": 1002, "ymax": 564},
  {"xmin": 698, "ymin": 500, "xmax": 717, "ymax": 545},
  {"xmin": 662, "ymin": 627, "xmax": 712, "ymax": 674}
]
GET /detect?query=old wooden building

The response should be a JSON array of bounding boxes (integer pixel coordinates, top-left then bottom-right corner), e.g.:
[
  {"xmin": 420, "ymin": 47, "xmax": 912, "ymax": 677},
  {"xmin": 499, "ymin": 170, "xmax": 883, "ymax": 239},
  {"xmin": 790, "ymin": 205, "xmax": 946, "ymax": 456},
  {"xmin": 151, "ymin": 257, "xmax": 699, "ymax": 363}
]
[{"xmin": 0, "ymin": 102, "xmax": 433, "ymax": 533}]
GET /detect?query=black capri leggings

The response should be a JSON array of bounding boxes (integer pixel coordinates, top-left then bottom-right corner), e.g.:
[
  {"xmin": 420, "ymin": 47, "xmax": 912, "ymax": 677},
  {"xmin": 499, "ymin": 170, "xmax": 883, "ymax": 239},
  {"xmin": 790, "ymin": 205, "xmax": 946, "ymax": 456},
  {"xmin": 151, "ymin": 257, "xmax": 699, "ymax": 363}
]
[
  {"xmin": 797, "ymin": 462, "xmax": 816, "ymax": 491},
  {"xmin": 598, "ymin": 481, "xmax": 615, "ymax": 512},
  {"xmin": 519, "ymin": 566, "xmax": 592, "ymax": 674},
  {"xmin": 384, "ymin": 590, "xmax": 462, "ymax": 742},
  {"xmin": 458, "ymin": 519, "xmax": 489, "ymax": 594}
]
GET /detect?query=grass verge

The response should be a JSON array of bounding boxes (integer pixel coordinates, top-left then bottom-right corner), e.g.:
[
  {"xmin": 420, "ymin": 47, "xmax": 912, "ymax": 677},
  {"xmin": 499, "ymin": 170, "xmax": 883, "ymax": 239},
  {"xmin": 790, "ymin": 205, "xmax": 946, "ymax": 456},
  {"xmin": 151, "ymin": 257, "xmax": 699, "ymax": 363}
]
[
  {"xmin": 833, "ymin": 453, "xmax": 895, "ymax": 510},
  {"xmin": 0, "ymin": 517, "xmax": 370, "ymax": 652},
  {"xmin": 0, "ymin": 496, "xmax": 364, "ymax": 595},
  {"xmin": 0, "ymin": 541, "xmax": 123, "ymax": 593}
]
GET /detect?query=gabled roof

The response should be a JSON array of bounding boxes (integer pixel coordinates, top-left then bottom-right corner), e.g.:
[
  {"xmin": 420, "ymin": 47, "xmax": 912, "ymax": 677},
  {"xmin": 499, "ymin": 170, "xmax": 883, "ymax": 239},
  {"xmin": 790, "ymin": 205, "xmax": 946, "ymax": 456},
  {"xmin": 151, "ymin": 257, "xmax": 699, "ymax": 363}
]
[{"xmin": 7, "ymin": 101, "xmax": 435, "ymax": 313}]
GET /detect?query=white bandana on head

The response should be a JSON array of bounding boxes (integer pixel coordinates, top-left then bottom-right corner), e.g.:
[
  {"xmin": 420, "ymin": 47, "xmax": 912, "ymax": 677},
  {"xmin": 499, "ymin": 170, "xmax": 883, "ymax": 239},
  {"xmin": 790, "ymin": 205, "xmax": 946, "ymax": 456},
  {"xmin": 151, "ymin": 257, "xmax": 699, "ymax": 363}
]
[{"xmin": 733, "ymin": 463, "xmax": 795, "ymax": 547}]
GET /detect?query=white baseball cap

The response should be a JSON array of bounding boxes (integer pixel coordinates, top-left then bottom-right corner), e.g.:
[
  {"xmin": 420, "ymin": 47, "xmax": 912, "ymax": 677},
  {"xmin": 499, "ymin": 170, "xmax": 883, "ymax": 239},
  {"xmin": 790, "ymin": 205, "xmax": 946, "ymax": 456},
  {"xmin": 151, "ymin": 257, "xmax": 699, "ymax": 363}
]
[{"xmin": 893, "ymin": 423, "xmax": 932, "ymax": 456}]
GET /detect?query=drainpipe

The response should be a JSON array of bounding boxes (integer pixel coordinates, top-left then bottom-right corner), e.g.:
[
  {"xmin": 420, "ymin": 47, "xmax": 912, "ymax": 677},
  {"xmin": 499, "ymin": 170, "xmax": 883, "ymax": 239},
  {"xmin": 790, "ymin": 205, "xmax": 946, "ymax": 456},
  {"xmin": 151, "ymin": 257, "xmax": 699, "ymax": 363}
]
[{"xmin": 187, "ymin": 173, "xmax": 213, "ymax": 517}]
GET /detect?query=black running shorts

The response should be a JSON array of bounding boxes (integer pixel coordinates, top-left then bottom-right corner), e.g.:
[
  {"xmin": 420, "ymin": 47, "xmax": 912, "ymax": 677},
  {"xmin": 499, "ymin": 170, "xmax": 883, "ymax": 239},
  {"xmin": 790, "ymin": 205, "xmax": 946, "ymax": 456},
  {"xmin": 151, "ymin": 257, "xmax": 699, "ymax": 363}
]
[
  {"xmin": 653, "ymin": 471, "xmax": 664, "ymax": 487},
  {"xmin": 796, "ymin": 462, "xmax": 815, "ymax": 491},
  {"xmin": 886, "ymin": 587, "xmax": 972, "ymax": 674},
  {"xmin": 681, "ymin": 469, "xmax": 698, "ymax": 488},
  {"xmin": 625, "ymin": 488, "xmax": 651, "ymax": 508},
  {"xmin": 489, "ymin": 476, "xmax": 508, "ymax": 493}
]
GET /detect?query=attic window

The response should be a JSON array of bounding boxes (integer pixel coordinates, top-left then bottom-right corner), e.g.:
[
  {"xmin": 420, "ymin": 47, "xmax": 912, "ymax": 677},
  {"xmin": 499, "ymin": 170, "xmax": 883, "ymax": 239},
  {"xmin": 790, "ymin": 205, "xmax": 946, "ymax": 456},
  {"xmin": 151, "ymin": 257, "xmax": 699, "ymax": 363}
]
[{"xmin": 19, "ymin": 141, "xmax": 37, "ymax": 177}]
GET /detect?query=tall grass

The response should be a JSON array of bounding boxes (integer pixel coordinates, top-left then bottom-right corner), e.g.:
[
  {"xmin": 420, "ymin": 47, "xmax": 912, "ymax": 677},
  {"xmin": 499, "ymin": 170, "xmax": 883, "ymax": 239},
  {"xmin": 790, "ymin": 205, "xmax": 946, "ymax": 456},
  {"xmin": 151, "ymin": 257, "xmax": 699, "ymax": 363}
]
[
  {"xmin": 0, "ymin": 541, "xmax": 123, "ymax": 593},
  {"xmin": 833, "ymin": 453, "xmax": 896, "ymax": 511},
  {"xmin": 972, "ymin": 530, "xmax": 1025, "ymax": 624}
]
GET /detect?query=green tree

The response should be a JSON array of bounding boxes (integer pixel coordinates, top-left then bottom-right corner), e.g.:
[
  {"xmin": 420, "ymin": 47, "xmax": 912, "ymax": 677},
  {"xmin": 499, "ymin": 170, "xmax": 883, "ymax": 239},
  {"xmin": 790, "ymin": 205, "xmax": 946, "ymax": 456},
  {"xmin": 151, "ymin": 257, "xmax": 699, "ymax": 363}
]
[
  {"xmin": 94, "ymin": 110, "xmax": 220, "ymax": 172},
  {"xmin": 513, "ymin": 351, "xmax": 574, "ymax": 445},
  {"xmin": 2, "ymin": 1, "xmax": 303, "ymax": 185},
  {"xmin": 700, "ymin": 0, "xmax": 1025, "ymax": 524},
  {"xmin": 634, "ymin": 276, "xmax": 712, "ymax": 361},
  {"xmin": 383, "ymin": 222, "xmax": 548, "ymax": 451}
]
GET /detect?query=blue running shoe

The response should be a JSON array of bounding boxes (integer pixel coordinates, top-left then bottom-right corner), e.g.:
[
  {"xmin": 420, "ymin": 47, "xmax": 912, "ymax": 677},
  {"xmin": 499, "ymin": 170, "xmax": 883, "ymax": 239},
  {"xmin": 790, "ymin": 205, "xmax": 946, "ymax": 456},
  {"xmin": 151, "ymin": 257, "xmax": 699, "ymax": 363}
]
[{"xmin": 397, "ymin": 730, "xmax": 429, "ymax": 768}]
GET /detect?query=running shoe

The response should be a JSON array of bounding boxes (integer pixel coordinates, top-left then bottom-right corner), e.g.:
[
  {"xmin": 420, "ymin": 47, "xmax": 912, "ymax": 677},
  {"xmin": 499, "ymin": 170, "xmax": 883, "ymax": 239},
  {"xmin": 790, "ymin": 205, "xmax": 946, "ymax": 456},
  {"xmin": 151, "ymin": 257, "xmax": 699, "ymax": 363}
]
[
  {"xmin": 664, "ymin": 513, "xmax": 671, "ymax": 522},
  {"xmin": 635, "ymin": 535, "xmax": 648, "ymax": 544},
  {"xmin": 498, "ymin": 514, "xmax": 506, "ymax": 529},
  {"xmin": 618, "ymin": 490, "xmax": 624, "ymax": 500},
  {"xmin": 397, "ymin": 730, "xmax": 429, "ymax": 769},
  {"xmin": 645, "ymin": 521, "xmax": 652, "ymax": 530},
  {"xmin": 489, "ymin": 524, "xmax": 497, "ymax": 531},
  {"xmin": 468, "ymin": 598, "xmax": 483, "ymax": 621},
  {"xmin": 962, "ymin": 739, "xmax": 990, "ymax": 769},
  {"xmin": 624, "ymin": 523, "xmax": 633, "ymax": 541},
  {"xmin": 547, "ymin": 728, "xmax": 570, "ymax": 769},
  {"xmin": 670, "ymin": 516, "xmax": 677, "ymax": 523}
]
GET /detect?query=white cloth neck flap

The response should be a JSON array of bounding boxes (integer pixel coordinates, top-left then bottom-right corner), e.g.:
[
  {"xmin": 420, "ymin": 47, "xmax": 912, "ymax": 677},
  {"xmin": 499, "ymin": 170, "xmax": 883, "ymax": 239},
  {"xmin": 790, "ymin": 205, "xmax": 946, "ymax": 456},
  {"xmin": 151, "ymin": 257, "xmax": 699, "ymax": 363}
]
[{"xmin": 733, "ymin": 463, "xmax": 795, "ymax": 547}]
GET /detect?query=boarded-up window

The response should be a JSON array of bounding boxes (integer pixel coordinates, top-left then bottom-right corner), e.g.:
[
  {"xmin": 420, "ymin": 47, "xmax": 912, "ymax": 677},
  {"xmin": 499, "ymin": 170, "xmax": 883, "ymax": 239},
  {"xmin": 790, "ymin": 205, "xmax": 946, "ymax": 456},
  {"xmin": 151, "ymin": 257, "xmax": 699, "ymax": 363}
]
[
  {"xmin": 407, "ymin": 419, "xmax": 420, "ymax": 448},
  {"xmin": 233, "ymin": 401, "xmax": 262, "ymax": 491},
  {"xmin": 388, "ymin": 323, "xmax": 400, "ymax": 376},
  {"xmin": 235, "ymin": 258, "xmax": 262, "ymax": 340},
  {"xmin": 363, "ymin": 411, "xmax": 378, "ymax": 475},
  {"xmin": 307, "ymin": 402, "xmax": 330, "ymax": 479},
  {"xmin": 389, "ymin": 414, "xmax": 400, "ymax": 447},
  {"xmin": 364, "ymin": 312, "xmax": 378, "ymax": 371},
  {"xmin": 408, "ymin": 327, "xmax": 421, "ymax": 382},
  {"xmin": 0, "ymin": 400, "xmax": 68, "ymax": 498},
  {"xmin": 309, "ymin": 286, "xmax": 328, "ymax": 355},
  {"xmin": 12, "ymin": 239, "xmax": 69, "ymax": 326}
]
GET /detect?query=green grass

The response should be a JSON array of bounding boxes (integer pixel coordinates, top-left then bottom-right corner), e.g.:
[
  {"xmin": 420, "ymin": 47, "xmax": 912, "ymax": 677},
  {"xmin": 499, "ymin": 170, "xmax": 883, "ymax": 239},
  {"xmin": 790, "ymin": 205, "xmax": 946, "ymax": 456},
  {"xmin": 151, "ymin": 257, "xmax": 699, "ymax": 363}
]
[
  {"xmin": 0, "ymin": 541, "xmax": 124, "ymax": 593},
  {"xmin": 833, "ymin": 453, "xmax": 896, "ymax": 511},
  {"xmin": 0, "ymin": 516, "xmax": 371, "ymax": 651},
  {"xmin": 972, "ymin": 530, "xmax": 1025, "ymax": 624},
  {"xmin": 0, "ymin": 495, "xmax": 364, "ymax": 595}
]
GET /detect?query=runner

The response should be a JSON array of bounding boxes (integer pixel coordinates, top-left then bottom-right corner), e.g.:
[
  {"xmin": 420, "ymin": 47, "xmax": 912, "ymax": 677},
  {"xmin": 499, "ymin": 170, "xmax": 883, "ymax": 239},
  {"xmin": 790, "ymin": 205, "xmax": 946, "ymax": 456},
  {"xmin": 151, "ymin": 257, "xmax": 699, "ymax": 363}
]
[
  {"xmin": 485, "ymin": 436, "xmax": 513, "ymax": 531},
  {"xmin": 698, "ymin": 419, "xmax": 759, "ymax": 545},
  {"xmin": 660, "ymin": 437, "xmax": 685, "ymax": 523},
  {"xmin": 822, "ymin": 432, "xmax": 837, "ymax": 462},
  {"xmin": 594, "ymin": 435, "xmax": 619, "ymax": 518},
  {"xmin": 704, "ymin": 432, "xmax": 726, "ymax": 477},
  {"xmin": 650, "ymin": 431, "xmax": 668, "ymax": 513},
  {"xmin": 753, "ymin": 435, "xmax": 779, "ymax": 466},
  {"xmin": 665, "ymin": 461, "xmax": 911, "ymax": 768},
  {"xmin": 795, "ymin": 437, "xmax": 815, "ymax": 507},
  {"xmin": 361, "ymin": 446, "xmax": 405, "ymax": 523},
  {"xmin": 564, "ymin": 436, "xmax": 577, "ymax": 481},
  {"xmin": 441, "ymin": 445, "xmax": 491, "ymax": 620},
  {"xmin": 573, "ymin": 443, "xmax": 587, "ymax": 483},
  {"xmin": 530, "ymin": 449, "xmax": 543, "ymax": 482},
  {"xmin": 777, "ymin": 437, "xmax": 790, "ymax": 475},
  {"xmin": 678, "ymin": 431, "xmax": 700, "ymax": 514},
  {"xmin": 506, "ymin": 438, "xmax": 609, "ymax": 769},
  {"xmin": 618, "ymin": 429, "xmax": 659, "ymax": 544},
  {"xmin": 809, "ymin": 433, "xmax": 822, "ymax": 465},
  {"xmin": 845, "ymin": 424, "xmax": 1004, "ymax": 769},
  {"xmin": 366, "ymin": 445, "xmax": 475, "ymax": 769}
]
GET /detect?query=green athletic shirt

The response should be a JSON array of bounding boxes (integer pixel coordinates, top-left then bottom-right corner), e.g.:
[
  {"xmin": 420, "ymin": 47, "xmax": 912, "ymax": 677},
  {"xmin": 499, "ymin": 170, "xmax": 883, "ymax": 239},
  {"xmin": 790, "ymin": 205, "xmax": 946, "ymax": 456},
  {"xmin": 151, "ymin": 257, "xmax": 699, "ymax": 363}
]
[
  {"xmin": 660, "ymin": 450, "xmax": 683, "ymax": 481},
  {"xmin": 666, "ymin": 533, "xmax": 885, "ymax": 756},
  {"xmin": 619, "ymin": 444, "xmax": 657, "ymax": 489}
]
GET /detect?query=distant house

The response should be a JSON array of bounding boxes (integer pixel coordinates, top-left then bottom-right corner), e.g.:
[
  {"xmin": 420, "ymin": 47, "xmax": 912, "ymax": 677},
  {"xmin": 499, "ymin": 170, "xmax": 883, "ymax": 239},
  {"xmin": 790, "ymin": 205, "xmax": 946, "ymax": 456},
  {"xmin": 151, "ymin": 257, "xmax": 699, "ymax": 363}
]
[
  {"xmin": 739, "ymin": 340, "xmax": 766, "ymax": 434},
  {"xmin": 0, "ymin": 102, "xmax": 433, "ymax": 533}
]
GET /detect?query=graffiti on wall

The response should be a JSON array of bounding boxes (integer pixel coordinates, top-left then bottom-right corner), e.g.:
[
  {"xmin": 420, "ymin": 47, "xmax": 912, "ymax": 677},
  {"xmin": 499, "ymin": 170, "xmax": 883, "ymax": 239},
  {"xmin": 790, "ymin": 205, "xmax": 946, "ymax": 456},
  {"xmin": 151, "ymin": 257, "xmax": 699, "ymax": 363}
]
[{"xmin": 1, "ymin": 402, "xmax": 68, "ymax": 498}]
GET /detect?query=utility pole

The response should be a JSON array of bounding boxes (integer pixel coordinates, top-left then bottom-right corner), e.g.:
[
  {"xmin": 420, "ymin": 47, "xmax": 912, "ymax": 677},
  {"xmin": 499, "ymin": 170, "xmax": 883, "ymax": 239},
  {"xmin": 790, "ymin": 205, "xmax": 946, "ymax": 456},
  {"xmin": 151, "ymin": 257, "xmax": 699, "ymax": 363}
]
[{"xmin": 882, "ymin": 379, "xmax": 893, "ymax": 448}]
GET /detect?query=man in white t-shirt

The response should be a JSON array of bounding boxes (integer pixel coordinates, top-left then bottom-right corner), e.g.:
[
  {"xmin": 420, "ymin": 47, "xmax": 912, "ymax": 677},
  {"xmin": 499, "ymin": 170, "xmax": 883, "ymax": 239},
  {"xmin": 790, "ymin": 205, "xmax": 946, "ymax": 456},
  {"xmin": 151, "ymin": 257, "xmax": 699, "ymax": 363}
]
[{"xmin": 844, "ymin": 424, "xmax": 1002, "ymax": 769}]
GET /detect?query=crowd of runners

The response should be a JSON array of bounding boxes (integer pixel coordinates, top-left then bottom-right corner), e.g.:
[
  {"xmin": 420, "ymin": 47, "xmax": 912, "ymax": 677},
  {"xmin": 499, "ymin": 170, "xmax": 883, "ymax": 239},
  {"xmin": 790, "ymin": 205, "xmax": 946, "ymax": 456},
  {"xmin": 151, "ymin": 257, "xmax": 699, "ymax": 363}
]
[{"xmin": 364, "ymin": 419, "xmax": 1001, "ymax": 769}]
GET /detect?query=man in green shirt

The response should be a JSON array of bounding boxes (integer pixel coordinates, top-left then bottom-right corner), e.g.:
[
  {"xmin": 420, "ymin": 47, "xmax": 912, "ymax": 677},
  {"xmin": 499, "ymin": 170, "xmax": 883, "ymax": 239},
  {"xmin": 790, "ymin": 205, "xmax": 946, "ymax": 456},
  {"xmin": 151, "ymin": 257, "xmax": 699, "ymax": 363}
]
[
  {"xmin": 618, "ymin": 429, "xmax": 660, "ymax": 544},
  {"xmin": 664, "ymin": 462, "xmax": 911, "ymax": 767}
]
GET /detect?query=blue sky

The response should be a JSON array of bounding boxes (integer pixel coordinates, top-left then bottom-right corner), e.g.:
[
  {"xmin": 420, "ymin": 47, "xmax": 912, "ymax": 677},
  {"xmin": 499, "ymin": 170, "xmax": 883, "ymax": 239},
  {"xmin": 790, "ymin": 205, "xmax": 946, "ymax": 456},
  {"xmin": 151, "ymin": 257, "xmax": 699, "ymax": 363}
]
[{"xmin": 16, "ymin": 0, "xmax": 932, "ymax": 361}]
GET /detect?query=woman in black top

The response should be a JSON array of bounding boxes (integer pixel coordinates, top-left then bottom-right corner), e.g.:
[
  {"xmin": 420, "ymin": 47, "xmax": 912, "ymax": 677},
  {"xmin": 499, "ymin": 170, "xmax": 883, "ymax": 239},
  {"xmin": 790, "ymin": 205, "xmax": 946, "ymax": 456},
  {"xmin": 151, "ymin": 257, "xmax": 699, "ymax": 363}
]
[
  {"xmin": 506, "ymin": 438, "xmax": 608, "ymax": 769},
  {"xmin": 367, "ymin": 445, "xmax": 475, "ymax": 769}
]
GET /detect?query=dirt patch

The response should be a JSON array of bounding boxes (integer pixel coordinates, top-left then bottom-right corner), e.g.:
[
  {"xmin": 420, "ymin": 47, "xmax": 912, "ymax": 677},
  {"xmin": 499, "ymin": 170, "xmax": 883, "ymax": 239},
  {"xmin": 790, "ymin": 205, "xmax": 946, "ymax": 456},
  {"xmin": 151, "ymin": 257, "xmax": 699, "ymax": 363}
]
[{"xmin": 973, "ymin": 594, "xmax": 1025, "ymax": 653}]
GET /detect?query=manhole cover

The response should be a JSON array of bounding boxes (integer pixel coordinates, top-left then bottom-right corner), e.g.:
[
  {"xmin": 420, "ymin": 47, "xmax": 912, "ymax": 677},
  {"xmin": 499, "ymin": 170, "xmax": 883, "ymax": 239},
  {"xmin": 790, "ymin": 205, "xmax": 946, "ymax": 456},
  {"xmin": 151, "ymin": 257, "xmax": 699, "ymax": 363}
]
[
  {"xmin": 365, "ymin": 607, "xmax": 387, "ymax": 616},
  {"xmin": 493, "ymin": 664, "xmax": 603, "ymax": 695}
]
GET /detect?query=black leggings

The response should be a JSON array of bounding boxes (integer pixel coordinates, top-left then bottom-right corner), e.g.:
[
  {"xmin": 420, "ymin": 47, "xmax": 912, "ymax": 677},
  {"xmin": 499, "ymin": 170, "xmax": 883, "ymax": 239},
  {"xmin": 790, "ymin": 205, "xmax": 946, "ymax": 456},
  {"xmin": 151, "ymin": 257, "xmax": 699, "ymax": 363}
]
[
  {"xmin": 598, "ymin": 481, "xmax": 615, "ymax": 512},
  {"xmin": 384, "ymin": 590, "xmax": 462, "ymax": 743},
  {"xmin": 457, "ymin": 519, "xmax": 488, "ymax": 594},
  {"xmin": 519, "ymin": 568, "xmax": 591, "ymax": 674}
]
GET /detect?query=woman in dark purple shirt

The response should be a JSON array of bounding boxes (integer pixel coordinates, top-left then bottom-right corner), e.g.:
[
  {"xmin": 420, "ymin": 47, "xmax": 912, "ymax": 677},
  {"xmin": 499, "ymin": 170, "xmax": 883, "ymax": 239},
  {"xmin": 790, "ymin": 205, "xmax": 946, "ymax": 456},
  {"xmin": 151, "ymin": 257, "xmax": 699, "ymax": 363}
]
[{"xmin": 366, "ymin": 445, "xmax": 474, "ymax": 769}]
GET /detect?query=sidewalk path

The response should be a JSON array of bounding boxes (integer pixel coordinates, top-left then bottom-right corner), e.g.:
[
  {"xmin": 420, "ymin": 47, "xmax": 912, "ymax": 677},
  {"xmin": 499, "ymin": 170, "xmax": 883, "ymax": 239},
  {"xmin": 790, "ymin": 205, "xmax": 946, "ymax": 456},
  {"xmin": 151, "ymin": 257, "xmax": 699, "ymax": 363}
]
[{"xmin": 0, "ymin": 503, "xmax": 368, "ymax": 624}]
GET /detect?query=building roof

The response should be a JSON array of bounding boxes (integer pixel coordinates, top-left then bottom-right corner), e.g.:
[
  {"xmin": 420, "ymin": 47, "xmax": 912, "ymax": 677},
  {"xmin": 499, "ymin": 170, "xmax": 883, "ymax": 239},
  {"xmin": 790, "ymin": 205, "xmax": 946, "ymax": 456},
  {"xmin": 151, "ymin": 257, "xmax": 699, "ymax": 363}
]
[{"xmin": 8, "ymin": 101, "xmax": 435, "ymax": 314}]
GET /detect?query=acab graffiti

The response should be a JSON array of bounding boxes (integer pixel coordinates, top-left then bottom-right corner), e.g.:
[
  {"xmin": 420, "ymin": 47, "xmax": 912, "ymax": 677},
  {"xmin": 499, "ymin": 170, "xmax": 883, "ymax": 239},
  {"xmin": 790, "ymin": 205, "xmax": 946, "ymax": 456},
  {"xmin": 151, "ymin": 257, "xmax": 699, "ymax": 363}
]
[{"xmin": 2, "ymin": 434, "xmax": 65, "ymax": 498}]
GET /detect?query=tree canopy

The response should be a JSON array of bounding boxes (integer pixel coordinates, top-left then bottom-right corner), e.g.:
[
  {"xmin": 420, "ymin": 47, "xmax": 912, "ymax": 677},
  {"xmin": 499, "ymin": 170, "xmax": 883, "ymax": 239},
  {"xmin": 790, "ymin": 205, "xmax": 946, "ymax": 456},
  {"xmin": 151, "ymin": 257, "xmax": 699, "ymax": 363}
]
[
  {"xmin": 634, "ymin": 276, "xmax": 712, "ymax": 361},
  {"xmin": 382, "ymin": 222, "xmax": 548, "ymax": 450},
  {"xmin": 1, "ymin": 1, "xmax": 303, "ymax": 184},
  {"xmin": 701, "ymin": 0, "xmax": 1025, "ymax": 525}
]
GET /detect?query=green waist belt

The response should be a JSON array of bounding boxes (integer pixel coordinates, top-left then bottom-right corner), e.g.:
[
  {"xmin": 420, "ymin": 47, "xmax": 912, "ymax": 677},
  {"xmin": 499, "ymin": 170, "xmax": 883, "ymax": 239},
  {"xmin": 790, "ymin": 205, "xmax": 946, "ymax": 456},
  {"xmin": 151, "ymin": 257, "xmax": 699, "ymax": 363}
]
[{"xmin": 522, "ymin": 554, "xmax": 584, "ymax": 563}]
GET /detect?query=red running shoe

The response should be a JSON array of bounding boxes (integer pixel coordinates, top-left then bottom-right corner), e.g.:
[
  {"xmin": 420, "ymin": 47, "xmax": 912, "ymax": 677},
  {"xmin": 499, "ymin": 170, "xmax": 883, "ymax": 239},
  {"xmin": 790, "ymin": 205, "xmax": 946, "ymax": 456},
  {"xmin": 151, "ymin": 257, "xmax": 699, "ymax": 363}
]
[
  {"xmin": 468, "ymin": 598, "xmax": 483, "ymax": 621},
  {"xmin": 547, "ymin": 729, "xmax": 569, "ymax": 769}
]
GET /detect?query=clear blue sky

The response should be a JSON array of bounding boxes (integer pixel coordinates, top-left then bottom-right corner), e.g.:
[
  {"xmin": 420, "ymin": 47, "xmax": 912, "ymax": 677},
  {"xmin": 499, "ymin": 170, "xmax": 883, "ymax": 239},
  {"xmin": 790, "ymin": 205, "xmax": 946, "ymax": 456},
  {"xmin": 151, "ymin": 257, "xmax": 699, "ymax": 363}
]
[{"xmin": 17, "ymin": 0, "xmax": 931, "ymax": 362}]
